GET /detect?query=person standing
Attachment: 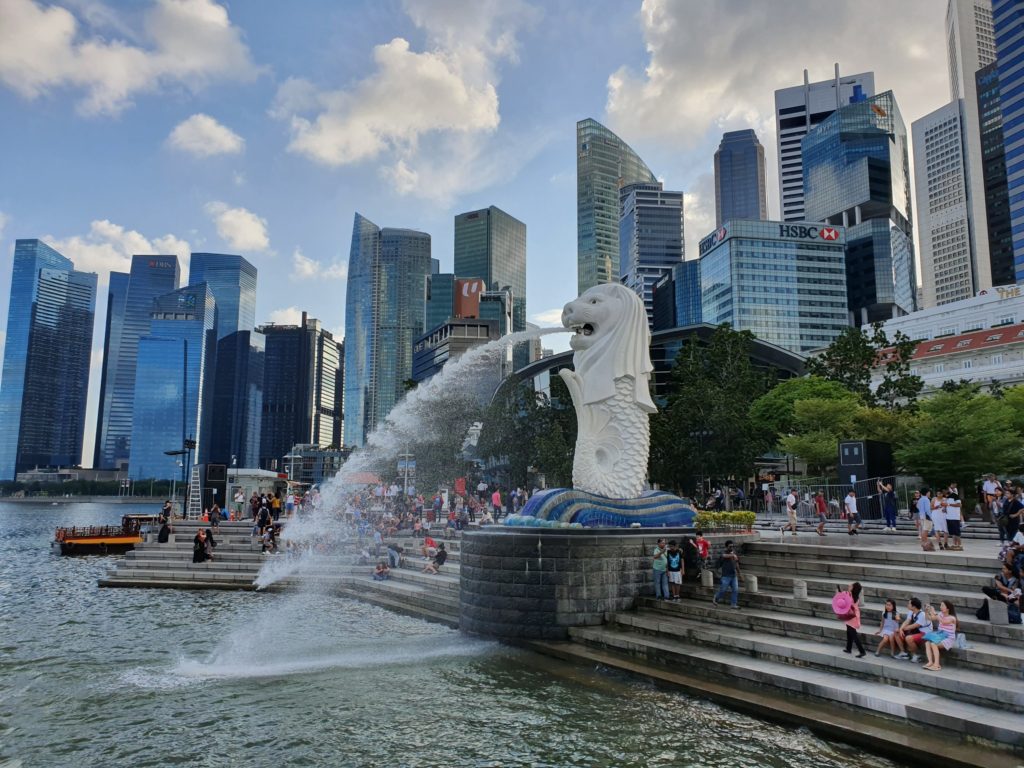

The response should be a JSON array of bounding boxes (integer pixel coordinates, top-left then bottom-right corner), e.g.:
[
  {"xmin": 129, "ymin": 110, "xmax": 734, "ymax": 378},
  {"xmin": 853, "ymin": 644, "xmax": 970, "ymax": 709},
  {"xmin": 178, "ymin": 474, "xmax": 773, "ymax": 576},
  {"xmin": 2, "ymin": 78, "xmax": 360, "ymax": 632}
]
[
  {"xmin": 712, "ymin": 541, "xmax": 740, "ymax": 608},
  {"xmin": 877, "ymin": 480, "xmax": 898, "ymax": 532},
  {"xmin": 931, "ymin": 489, "xmax": 949, "ymax": 550},
  {"xmin": 845, "ymin": 490, "xmax": 861, "ymax": 535},
  {"xmin": 780, "ymin": 488, "xmax": 798, "ymax": 536},
  {"xmin": 814, "ymin": 491, "xmax": 828, "ymax": 537},
  {"xmin": 651, "ymin": 538, "xmax": 669, "ymax": 600},
  {"xmin": 839, "ymin": 582, "xmax": 866, "ymax": 658},
  {"xmin": 917, "ymin": 488, "xmax": 933, "ymax": 547},
  {"xmin": 982, "ymin": 474, "xmax": 999, "ymax": 519},
  {"xmin": 665, "ymin": 540, "xmax": 683, "ymax": 600},
  {"xmin": 233, "ymin": 488, "xmax": 244, "ymax": 520},
  {"xmin": 945, "ymin": 491, "xmax": 963, "ymax": 550}
]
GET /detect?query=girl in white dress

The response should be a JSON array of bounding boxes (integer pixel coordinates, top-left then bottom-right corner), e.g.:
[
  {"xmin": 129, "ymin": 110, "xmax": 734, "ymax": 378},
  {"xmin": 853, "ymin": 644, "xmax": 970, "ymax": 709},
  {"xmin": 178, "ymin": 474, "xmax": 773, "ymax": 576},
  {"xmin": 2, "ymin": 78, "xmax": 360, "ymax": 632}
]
[
  {"xmin": 931, "ymin": 490, "xmax": 949, "ymax": 550},
  {"xmin": 873, "ymin": 598, "xmax": 902, "ymax": 657}
]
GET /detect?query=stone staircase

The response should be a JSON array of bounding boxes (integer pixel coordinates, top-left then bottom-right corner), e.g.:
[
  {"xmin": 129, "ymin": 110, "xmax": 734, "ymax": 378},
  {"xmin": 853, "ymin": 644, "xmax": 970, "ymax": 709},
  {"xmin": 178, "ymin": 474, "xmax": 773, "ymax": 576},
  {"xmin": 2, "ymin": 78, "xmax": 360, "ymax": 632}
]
[
  {"xmin": 755, "ymin": 515, "xmax": 1006, "ymax": 541},
  {"xmin": 565, "ymin": 535, "xmax": 1024, "ymax": 755}
]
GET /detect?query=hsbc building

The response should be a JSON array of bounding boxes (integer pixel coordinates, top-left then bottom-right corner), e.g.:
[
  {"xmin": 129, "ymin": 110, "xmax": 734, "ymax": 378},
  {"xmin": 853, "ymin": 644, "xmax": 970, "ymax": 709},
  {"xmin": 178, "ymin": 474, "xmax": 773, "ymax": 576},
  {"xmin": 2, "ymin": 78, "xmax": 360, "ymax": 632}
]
[{"xmin": 697, "ymin": 219, "xmax": 850, "ymax": 354}]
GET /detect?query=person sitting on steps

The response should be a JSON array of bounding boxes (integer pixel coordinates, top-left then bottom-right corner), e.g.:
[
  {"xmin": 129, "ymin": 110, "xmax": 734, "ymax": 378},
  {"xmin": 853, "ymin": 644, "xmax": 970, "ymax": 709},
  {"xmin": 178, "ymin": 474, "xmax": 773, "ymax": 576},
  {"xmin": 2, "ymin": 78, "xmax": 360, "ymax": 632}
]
[
  {"xmin": 422, "ymin": 543, "xmax": 447, "ymax": 574},
  {"xmin": 922, "ymin": 601, "xmax": 959, "ymax": 671},
  {"xmin": 895, "ymin": 597, "xmax": 931, "ymax": 662}
]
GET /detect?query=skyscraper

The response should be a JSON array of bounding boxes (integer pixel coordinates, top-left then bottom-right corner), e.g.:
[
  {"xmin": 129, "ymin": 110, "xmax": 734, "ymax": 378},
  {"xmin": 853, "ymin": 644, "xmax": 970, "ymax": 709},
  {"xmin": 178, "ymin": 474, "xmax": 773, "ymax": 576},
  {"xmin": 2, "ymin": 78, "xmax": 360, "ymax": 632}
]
[
  {"xmin": 209, "ymin": 330, "xmax": 265, "ymax": 469},
  {"xmin": 425, "ymin": 272, "xmax": 456, "ymax": 333},
  {"xmin": 976, "ymin": 61, "xmax": 1015, "ymax": 286},
  {"xmin": 940, "ymin": 0, "xmax": 997, "ymax": 295},
  {"xmin": 93, "ymin": 272, "xmax": 129, "ymax": 468},
  {"xmin": 343, "ymin": 214, "xmax": 432, "ymax": 447},
  {"xmin": 95, "ymin": 255, "xmax": 180, "ymax": 469},
  {"xmin": 913, "ymin": 101, "xmax": 977, "ymax": 306},
  {"xmin": 576, "ymin": 118, "xmax": 658, "ymax": 294},
  {"xmin": 714, "ymin": 130, "xmax": 768, "ymax": 225},
  {"xmin": 699, "ymin": 220, "xmax": 849, "ymax": 354},
  {"xmin": 619, "ymin": 182, "xmax": 685, "ymax": 327},
  {"xmin": 774, "ymin": 66, "xmax": 875, "ymax": 221},
  {"xmin": 188, "ymin": 253, "xmax": 257, "ymax": 339},
  {"xmin": 994, "ymin": 0, "xmax": 1024, "ymax": 279},
  {"xmin": 803, "ymin": 90, "xmax": 917, "ymax": 324},
  {"xmin": 259, "ymin": 314, "xmax": 343, "ymax": 466},
  {"xmin": 454, "ymin": 205, "xmax": 527, "ymax": 366},
  {"xmin": 128, "ymin": 284, "xmax": 216, "ymax": 480},
  {"xmin": 0, "ymin": 240, "xmax": 96, "ymax": 479}
]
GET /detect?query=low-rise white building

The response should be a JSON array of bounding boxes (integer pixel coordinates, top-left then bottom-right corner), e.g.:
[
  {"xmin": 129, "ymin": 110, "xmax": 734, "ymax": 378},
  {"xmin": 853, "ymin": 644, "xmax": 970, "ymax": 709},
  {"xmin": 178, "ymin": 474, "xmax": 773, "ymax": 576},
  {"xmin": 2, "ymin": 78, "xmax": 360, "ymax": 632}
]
[{"xmin": 879, "ymin": 286, "xmax": 1024, "ymax": 342}]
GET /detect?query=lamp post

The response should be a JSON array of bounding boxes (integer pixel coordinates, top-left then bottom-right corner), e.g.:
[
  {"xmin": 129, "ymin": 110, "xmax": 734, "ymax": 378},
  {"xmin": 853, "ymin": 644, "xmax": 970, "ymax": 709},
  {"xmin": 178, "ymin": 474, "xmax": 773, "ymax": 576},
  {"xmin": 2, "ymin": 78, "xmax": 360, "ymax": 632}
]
[
  {"xmin": 399, "ymin": 451, "xmax": 414, "ymax": 496},
  {"xmin": 164, "ymin": 449, "xmax": 188, "ymax": 517}
]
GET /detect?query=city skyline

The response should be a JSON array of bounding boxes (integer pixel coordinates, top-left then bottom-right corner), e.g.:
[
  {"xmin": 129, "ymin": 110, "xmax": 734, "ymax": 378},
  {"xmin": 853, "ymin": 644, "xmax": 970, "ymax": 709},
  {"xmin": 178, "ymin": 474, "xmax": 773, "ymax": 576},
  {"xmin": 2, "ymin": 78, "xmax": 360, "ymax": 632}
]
[{"xmin": 0, "ymin": 0, "xmax": 955, "ymax": 467}]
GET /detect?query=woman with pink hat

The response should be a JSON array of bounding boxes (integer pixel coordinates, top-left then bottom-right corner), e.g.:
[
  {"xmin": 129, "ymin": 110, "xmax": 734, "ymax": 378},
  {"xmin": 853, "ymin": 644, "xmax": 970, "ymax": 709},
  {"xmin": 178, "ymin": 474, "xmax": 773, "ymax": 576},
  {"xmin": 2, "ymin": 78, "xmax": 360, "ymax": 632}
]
[{"xmin": 834, "ymin": 582, "xmax": 866, "ymax": 658}]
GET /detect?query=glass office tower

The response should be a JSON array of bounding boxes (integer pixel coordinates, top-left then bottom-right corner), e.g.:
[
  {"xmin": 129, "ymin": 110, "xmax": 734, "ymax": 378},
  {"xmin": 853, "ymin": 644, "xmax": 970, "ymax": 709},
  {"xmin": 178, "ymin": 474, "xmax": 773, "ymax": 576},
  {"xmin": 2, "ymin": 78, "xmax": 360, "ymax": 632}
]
[
  {"xmin": 210, "ymin": 330, "xmax": 265, "ymax": 468},
  {"xmin": 128, "ymin": 284, "xmax": 216, "ymax": 480},
  {"xmin": 0, "ymin": 240, "xmax": 96, "ymax": 479},
  {"xmin": 425, "ymin": 272, "xmax": 456, "ymax": 333},
  {"xmin": 577, "ymin": 118, "xmax": 658, "ymax": 294},
  {"xmin": 454, "ymin": 205, "xmax": 527, "ymax": 366},
  {"xmin": 619, "ymin": 182, "xmax": 685, "ymax": 328},
  {"xmin": 714, "ymin": 130, "xmax": 768, "ymax": 225},
  {"xmin": 188, "ymin": 253, "xmax": 257, "ymax": 340},
  {"xmin": 96, "ymin": 255, "xmax": 180, "ymax": 469},
  {"xmin": 976, "ymin": 61, "xmax": 1015, "ymax": 287},
  {"xmin": 698, "ymin": 220, "xmax": 849, "ymax": 354},
  {"xmin": 93, "ymin": 272, "xmax": 129, "ymax": 467},
  {"xmin": 258, "ymin": 315, "xmax": 343, "ymax": 468},
  {"xmin": 803, "ymin": 90, "xmax": 917, "ymax": 324},
  {"xmin": 343, "ymin": 213, "xmax": 432, "ymax": 447},
  {"xmin": 994, "ymin": 0, "xmax": 1024, "ymax": 279}
]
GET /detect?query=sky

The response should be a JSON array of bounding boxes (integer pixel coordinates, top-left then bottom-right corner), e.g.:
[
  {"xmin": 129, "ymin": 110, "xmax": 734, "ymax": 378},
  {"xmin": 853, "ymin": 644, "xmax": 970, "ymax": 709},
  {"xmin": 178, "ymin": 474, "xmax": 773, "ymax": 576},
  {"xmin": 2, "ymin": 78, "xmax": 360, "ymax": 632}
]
[{"xmin": 0, "ymin": 0, "xmax": 949, "ymax": 467}]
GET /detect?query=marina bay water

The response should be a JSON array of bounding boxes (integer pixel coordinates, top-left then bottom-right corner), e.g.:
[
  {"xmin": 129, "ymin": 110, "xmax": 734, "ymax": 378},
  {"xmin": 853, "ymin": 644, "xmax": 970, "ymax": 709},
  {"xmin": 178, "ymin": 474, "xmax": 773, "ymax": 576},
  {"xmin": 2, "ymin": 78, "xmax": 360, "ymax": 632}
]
[{"xmin": 1, "ymin": 503, "xmax": 900, "ymax": 768}]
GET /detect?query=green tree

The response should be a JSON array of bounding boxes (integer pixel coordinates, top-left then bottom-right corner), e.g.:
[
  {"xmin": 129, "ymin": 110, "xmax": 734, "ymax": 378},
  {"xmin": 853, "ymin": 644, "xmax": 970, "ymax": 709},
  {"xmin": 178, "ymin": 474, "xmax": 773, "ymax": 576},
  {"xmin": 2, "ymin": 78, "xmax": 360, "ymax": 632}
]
[
  {"xmin": 749, "ymin": 375, "xmax": 856, "ymax": 446},
  {"xmin": 650, "ymin": 325, "xmax": 772, "ymax": 495},
  {"xmin": 895, "ymin": 389, "xmax": 1022, "ymax": 493},
  {"xmin": 806, "ymin": 324, "xmax": 922, "ymax": 410},
  {"xmin": 778, "ymin": 397, "xmax": 857, "ymax": 474}
]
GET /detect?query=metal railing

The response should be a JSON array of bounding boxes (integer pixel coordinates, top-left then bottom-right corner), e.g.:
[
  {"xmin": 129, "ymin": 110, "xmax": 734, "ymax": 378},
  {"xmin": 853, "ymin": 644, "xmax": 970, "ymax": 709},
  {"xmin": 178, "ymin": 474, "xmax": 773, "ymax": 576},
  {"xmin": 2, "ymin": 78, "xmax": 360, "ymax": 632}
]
[{"xmin": 749, "ymin": 476, "xmax": 916, "ymax": 522}]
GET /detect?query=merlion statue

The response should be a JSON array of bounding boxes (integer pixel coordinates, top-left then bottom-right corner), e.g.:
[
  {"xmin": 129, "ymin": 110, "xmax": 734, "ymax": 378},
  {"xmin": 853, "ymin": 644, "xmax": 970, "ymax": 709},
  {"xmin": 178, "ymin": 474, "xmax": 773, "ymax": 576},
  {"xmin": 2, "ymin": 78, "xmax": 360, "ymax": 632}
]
[
  {"xmin": 506, "ymin": 283, "xmax": 694, "ymax": 528},
  {"xmin": 559, "ymin": 283, "xmax": 656, "ymax": 499}
]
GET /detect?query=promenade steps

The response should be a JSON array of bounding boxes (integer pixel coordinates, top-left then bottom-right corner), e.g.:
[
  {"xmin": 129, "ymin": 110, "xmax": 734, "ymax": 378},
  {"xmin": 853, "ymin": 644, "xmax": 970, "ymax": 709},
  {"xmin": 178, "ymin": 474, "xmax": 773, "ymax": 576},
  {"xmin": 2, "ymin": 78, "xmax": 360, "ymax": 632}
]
[
  {"xmin": 755, "ymin": 518, "xmax": 1004, "ymax": 541},
  {"xmin": 566, "ymin": 623, "xmax": 1024, "ymax": 753}
]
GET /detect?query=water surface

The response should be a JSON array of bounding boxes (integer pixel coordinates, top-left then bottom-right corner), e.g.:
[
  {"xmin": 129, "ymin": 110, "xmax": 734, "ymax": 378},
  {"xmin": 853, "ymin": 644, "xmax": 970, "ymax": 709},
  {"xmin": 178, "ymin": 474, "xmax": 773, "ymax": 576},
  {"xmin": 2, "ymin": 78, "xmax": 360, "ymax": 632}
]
[{"xmin": 0, "ymin": 502, "xmax": 898, "ymax": 767}]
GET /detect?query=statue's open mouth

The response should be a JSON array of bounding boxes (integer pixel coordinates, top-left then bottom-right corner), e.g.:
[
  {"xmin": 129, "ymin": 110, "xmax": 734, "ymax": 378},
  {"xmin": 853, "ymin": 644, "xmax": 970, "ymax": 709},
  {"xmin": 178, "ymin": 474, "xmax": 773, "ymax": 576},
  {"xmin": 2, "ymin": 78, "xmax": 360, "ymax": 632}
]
[{"xmin": 572, "ymin": 323, "xmax": 595, "ymax": 337}]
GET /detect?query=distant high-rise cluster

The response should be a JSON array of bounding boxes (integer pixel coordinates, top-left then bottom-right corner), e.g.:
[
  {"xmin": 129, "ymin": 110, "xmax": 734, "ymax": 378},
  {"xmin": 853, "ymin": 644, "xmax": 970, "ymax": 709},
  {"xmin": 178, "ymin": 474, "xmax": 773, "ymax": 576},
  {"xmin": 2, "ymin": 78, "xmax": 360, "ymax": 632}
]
[{"xmin": 10, "ymin": 0, "xmax": 1024, "ymax": 479}]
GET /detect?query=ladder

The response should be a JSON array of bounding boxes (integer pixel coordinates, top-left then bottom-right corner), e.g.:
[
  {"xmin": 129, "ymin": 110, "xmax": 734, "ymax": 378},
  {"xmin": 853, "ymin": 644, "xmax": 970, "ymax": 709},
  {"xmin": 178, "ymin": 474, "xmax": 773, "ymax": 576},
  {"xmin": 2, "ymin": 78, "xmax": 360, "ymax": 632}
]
[{"xmin": 186, "ymin": 465, "xmax": 203, "ymax": 519}]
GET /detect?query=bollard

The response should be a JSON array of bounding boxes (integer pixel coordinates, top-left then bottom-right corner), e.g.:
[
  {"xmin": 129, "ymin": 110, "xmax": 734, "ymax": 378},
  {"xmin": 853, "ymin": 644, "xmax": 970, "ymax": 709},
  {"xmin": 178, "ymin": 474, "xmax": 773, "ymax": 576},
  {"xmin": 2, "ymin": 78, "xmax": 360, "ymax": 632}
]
[
  {"xmin": 701, "ymin": 569, "xmax": 714, "ymax": 588},
  {"xmin": 745, "ymin": 574, "xmax": 759, "ymax": 593},
  {"xmin": 793, "ymin": 580, "xmax": 807, "ymax": 599}
]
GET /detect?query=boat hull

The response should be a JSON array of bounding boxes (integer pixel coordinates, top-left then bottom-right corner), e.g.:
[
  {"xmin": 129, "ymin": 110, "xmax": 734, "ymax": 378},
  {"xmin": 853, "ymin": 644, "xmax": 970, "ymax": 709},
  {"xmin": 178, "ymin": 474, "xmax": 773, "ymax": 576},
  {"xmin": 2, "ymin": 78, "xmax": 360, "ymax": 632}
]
[{"xmin": 54, "ymin": 536, "xmax": 141, "ymax": 556}]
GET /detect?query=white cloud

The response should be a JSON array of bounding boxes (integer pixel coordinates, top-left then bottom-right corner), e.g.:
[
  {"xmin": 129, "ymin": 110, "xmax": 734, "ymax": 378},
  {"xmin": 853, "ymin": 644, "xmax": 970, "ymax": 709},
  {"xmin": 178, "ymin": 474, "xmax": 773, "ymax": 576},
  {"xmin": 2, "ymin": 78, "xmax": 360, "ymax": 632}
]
[
  {"xmin": 682, "ymin": 172, "xmax": 715, "ymax": 262},
  {"xmin": 168, "ymin": 113, "xmax": 244, "ymax": 157},
  {"xmin": 530, "ymin": 308, "xmax": 564, "ymax": 326},
  {"xmin": 46, "ymin": 219, "xmax": 190, "ymax": 276},
  {"xmin": 291, "ymin": 248, "xmax": 347, "ymax": 281},
  {"xmin": 267, "ymin": 306, "xmax": 303, "ymax": 326},
  {"xmin": 605, "ymin": 0, "xmax": 947, "ymax": 219},
  {"xmin": 271, "ymin": 0, "xmax": 538, "ymax": 200},
  {"xmin": 0, "ymin": 0, "xmax": 260, "ymax": 116},
  {"xmin": 0, "ymin": 211, "xmax": 8, "ymax": 242},
  {"xmin": 204, "ymin": 201, "xmax": 269, "ymax": 252}
]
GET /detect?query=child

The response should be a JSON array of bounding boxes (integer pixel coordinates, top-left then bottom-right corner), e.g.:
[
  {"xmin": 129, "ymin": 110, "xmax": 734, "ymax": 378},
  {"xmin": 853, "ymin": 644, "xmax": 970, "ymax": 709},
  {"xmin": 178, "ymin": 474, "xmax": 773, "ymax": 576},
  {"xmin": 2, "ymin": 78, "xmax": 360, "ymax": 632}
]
[
  {"xmin": 688, "ymin": 531, "xmax": 710, "ymax": 577},
  {"xmin": 373, "ymin": 561, "xmax": 390, "ymax": 581},
  {"xmin": 923, "ymin": 601, "xmax": 959, "ymax": 671},
  {"xmin": 839, "ymin": 582, "xmax": 866, "ymax": 657},
  {"xmin": 873, "ymin": 598, "xmax": 902, "ymax": 657},
  {"xmin": 666, "ymin": 540, "xmax": 683, "ymax": 600}
]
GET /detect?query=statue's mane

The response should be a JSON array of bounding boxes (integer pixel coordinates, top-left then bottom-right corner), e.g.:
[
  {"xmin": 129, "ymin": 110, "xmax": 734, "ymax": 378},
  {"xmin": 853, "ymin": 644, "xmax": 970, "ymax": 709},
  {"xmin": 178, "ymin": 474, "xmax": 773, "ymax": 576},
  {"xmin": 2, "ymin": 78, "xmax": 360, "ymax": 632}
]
[{"xmin": 573, "ymin": 284, "xmax": 656, "ymax": 413}]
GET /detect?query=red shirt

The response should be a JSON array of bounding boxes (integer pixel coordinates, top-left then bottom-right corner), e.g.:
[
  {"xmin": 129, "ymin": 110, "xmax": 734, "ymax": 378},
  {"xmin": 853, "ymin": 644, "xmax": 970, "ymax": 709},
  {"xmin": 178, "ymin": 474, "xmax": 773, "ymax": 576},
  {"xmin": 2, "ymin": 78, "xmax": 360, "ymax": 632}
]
[
  {"xmin": 424, "ymin": 537, "xmax": 436, "ymax": 548},
  {"xmin": 695, "ymin": 539, "xmax": 709, "ymax": 558}
]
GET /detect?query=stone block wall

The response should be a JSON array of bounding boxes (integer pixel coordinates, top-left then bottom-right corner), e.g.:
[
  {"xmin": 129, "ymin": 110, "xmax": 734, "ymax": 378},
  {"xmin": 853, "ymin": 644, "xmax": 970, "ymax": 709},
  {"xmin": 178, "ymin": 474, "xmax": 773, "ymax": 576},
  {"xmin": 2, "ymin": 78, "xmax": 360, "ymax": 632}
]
[{"xmin": 459, "ymin": 527, "xmax": 756, "ymax": 640}]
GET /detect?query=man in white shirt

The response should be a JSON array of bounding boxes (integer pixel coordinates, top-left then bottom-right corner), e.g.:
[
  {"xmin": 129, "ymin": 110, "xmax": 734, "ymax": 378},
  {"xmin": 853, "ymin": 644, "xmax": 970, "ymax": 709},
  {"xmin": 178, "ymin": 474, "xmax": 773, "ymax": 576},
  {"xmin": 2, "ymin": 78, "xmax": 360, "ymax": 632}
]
[
  {"xmin": 780, "ymin": 488, "xmax": 798, "ymax": 536},
  {"xmin": 845, "ymin": 490, "xmax": 861, "ymax": 535},
  {"xmin": 982, "ymin": 474, "xmax": 999, "ymax": 518}
]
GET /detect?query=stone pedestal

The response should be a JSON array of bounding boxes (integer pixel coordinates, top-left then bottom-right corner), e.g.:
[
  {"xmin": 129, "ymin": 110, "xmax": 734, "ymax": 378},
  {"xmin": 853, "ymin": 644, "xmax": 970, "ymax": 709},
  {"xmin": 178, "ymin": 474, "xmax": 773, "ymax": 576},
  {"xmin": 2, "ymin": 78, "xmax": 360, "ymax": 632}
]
[
  {"xmin": 745, "ymin": 574, "xmax": 758, "ymax": 593},
  {"xmin": 700, "ymin": 570, "xmax": 714, "ymax": 588},
  {"xmin": 793, "ymin": 580, "xmax": 808, "ymax": 599},
  {"xmin": 986, "ymin": 597, "xmax": 1009, "ymax": 625},
  {"xmin": 459, "ymin": 527, "xmax": 757, "ymax": 640}
]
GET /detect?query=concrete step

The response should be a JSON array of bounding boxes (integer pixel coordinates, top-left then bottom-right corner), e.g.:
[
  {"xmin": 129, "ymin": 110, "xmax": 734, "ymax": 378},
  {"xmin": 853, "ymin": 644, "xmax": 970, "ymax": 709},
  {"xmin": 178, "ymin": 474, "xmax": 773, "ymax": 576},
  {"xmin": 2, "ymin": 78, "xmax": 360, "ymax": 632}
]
[
  {"xmin": 102, "ymin": 568, "xmax": 254, "ymax": 584},
  {"xmin": 755, "ymin": 520, "xmax": 1003, "ymax": 540},
  {"xmin": 744, "ymin": 541, "xmax": 1001, "ymax": 571},
  {"xmin": 739, "ymin": 555, "xmax": 995, "ymax": 592},
  {"xmin": 611, "ymin": 610, "xmax": 1024, "ymax": 712},
  {"xmin": 733, "ymin": 574, "xmax": 1024, "ymax": 646},
  {"xmin": 641, "ymin": 596, "xmax": 1024, "ymax": 673},
  {"xmin": 568, "ymin": 624, "xmax": 1024, "ymax": 752},
  {"xmin": 339, "ymin": 565, "xmax": 460, "ymax": 593},
  {"xmin": 98, "ymin": 576, "xmax": 257, "ymax": 591},
  {"xmin": 340, "ymin": 574, "xmax": 459, "ymax": 614}
]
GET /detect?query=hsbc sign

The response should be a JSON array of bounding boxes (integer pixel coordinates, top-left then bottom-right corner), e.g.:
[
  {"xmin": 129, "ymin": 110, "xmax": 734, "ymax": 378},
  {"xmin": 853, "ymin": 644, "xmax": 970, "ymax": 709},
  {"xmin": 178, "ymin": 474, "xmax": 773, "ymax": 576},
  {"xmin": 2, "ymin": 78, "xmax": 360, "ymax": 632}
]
[
  {"xmin": 699, "ymin": 226, "xmax": 728, "ymax": 255},
  {"xmin": 779, "ymin": 224, "xmax": 841, "ymax": 242}
]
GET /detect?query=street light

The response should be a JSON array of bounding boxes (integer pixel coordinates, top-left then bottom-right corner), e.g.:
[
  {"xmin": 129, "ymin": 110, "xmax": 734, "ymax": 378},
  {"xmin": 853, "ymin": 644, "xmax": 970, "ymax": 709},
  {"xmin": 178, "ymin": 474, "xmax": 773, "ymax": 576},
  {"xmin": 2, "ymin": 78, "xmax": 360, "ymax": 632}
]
[{"xmin": 164, "ymin": 449, "xmax": 187, "ymax": 517}]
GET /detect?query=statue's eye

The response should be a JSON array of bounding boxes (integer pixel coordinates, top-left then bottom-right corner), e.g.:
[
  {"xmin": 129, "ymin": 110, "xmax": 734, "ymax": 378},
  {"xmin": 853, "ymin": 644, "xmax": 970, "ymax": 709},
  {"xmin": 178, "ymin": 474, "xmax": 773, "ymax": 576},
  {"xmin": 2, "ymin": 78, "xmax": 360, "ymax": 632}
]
[{"xmin": 590, "ymin": 299, "xmax": 598, "ymax": 304}]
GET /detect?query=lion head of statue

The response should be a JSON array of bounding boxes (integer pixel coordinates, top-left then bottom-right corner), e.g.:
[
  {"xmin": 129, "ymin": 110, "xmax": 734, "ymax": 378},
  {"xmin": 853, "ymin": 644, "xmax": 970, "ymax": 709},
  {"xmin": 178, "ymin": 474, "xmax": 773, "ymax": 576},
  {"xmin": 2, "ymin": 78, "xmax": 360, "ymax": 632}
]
[{"xmin": 561, "ymin": 283, "xmax": 656, "ymax": 413}]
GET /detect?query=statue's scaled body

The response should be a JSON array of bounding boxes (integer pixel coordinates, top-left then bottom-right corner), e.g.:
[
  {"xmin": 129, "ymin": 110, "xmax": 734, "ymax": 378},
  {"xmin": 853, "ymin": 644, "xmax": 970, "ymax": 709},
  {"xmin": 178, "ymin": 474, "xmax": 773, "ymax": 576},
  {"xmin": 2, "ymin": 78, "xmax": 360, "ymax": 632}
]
[{"xmin": 559, "ymin": 283, "xmax": 656, "ymax": 499}]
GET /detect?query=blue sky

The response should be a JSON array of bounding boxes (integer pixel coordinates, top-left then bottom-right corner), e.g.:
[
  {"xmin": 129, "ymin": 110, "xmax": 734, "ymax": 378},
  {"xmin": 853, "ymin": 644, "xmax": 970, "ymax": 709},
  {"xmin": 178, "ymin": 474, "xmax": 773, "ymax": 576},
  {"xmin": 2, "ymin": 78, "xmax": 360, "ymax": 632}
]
[{"xmin": 0, "ymin": 0, "xmax": 947, "ymax": 465}]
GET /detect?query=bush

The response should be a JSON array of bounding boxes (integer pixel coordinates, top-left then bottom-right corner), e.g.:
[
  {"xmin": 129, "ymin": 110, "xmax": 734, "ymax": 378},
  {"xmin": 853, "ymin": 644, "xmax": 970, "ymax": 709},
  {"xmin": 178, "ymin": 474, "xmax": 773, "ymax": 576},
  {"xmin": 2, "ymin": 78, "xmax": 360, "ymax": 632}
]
[{"xmin": 693, "ymin": 511, "xmax": 755, "ymax": 531}]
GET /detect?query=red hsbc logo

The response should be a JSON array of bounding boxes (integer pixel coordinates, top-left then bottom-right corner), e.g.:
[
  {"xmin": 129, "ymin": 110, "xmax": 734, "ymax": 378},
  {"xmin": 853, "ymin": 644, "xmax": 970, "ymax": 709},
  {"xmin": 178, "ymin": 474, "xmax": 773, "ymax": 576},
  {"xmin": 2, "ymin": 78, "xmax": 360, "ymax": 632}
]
[{"xmin": 820, "ymin": 227, "xmax": 839, "ymax": 241}]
